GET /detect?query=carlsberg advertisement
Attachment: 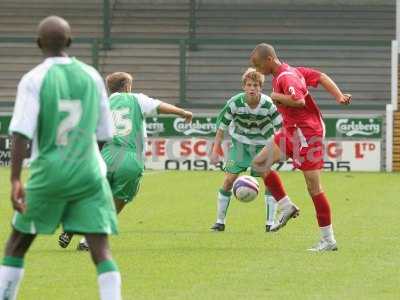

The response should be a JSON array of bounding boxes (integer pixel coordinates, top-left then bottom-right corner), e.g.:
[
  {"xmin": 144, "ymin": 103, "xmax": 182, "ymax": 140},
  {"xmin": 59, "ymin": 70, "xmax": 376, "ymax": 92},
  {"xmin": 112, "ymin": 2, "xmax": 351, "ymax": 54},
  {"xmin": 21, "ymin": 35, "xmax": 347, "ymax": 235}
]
[
  {"xmin": 0, "ymin": 115, "xmax": 383, "ymax": 171},
  {"xmin": 144, "ymin": 116, "xmax": 382, "ymax": 139},
  {"xmin": 143, "ymin": 116, "xmax": 382, "ymax": 172}
]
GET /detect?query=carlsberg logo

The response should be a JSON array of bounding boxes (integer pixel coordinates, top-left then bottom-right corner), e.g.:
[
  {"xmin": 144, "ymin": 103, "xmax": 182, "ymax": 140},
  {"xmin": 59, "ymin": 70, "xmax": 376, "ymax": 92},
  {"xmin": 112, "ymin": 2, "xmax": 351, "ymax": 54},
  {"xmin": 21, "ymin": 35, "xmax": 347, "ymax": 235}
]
[
  {"xmin": 146, "ymin": 118, "xmax": 164, "ymax": 135},
  {"xmin": 173, "ymin": 117, "xmax": 216, "ymax": 135},
  {"xmin": 336, "ymin": 118, "xmax": 380, "ymax": 136}
]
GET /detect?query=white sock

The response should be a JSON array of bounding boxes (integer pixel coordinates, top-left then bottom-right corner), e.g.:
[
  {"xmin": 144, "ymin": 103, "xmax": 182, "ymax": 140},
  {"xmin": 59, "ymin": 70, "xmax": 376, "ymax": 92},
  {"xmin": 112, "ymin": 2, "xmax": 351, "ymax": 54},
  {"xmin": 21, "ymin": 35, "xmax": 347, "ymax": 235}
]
[
  {"xmin": 0, "ymin": 265, "xmax": 24, "ymax": 300},
  {"xmin": 320, "ymin": 224, "xmax": 336, "ymax": 243},
  {"xmin": 80, "ymin": 237, "xmax": 87, "ymax": 244},
  {"xmin": 277, "ymin": 196, "xmax": 292, "ymax": 210},
  {"xmin": 98, "ymin": 271, "xmax": 122, "ymax": 300},
  {"xmin": 216, "ymin": 190, "xmax": 231, "ymax": 224},
  {"xmin": 265, "ymin": 194, "xmax": 277, "ymax": 225}
]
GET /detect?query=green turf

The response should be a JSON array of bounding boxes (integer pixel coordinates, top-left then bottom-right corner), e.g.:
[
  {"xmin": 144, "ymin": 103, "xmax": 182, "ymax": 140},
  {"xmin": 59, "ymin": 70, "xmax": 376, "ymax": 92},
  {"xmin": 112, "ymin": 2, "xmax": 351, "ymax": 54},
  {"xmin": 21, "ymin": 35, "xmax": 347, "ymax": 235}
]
[{"xmin": 0, "ymin": 167, "xmax": 399, "ymax": 299}]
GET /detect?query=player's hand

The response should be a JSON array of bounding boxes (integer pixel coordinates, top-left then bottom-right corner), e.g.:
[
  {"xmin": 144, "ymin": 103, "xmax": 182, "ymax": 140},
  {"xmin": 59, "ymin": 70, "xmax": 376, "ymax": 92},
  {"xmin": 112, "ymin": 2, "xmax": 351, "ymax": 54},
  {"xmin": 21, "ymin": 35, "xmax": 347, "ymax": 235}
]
[
  {"xmin": 270, "ymin": 92, "xmax": 282, "ymax": 105},
  {"xmin": 336, "ymin": 93, "xmax": 352, "ymax": 105},
  {"xmin": 182, "ymin": 110, "xmax": 193, "ymax": 123},
  {"xmin": 11, "ymin": 179, "xmax": 26, "ymax": 213},
  {"xmin": 209, "ymin": 150, "xmax": 220, "ymax": 165}
]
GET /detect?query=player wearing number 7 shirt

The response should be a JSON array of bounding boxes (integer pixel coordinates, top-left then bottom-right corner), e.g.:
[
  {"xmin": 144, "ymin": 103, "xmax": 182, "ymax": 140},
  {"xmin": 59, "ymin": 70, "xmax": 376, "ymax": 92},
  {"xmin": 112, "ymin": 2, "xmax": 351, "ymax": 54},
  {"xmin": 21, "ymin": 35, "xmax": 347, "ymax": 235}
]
[
  {"xmin": 250, "ymin": 43, "xmax": 351, "ymax": 252},
  {"xmin": 0, "ymin": 16, "xmax": 122, "ymax": 300},
  {"xmin": 59, "ymin": 71, "xmax": 193, "ymax": 250}
]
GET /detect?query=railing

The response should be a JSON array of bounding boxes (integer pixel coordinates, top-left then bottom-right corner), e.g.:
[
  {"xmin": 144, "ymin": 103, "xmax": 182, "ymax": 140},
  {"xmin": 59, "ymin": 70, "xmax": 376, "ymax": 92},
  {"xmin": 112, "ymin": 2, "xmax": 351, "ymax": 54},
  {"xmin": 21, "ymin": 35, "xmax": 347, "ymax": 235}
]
[
  {"xmin": 0, "ymin": 37, "xmax": 100, "ymax": 69},
  {"xmin": 0, "ymin": 36, "xmax": 391, "ymax": 110}
]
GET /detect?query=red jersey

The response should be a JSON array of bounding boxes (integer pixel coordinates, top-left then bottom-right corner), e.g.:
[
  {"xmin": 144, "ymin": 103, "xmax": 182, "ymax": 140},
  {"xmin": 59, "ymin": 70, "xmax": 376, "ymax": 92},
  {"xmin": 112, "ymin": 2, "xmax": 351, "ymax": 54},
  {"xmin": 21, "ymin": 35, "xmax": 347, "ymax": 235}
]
[{"xmin": 272, "ymin": 63, "xmax": 324, "ymax": 134}]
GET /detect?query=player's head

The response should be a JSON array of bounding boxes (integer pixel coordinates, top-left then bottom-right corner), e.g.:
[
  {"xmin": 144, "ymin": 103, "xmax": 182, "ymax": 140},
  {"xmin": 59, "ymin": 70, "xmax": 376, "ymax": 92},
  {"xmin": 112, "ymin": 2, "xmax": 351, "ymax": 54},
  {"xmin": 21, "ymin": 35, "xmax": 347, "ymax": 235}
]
[
  {"xmin": 37, "ymin": 16, "xmax": 72, "ymax": 55},
  {"xmin": 250, "ymin": 43, "xmax": 278, "ymax": 75},
  {"xmin": 242, "ymin": 68, "xmax": 264, "ymax": 100},
  {"xmin": 106, "ymin": 72, "xmax": 133, "ymax": 94}
]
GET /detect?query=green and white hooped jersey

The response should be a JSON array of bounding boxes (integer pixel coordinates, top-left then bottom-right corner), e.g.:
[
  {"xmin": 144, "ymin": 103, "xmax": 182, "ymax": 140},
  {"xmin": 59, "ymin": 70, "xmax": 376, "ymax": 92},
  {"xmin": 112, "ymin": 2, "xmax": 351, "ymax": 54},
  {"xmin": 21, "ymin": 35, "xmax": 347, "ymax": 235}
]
[
  {"xmin": 103, "ymin": 92, "xmax": 160, "ymax": 160},
  {"xmin": 216, "ymin": 92, "xmax": 282, "ymax": 145},
  {"xmin": 9, "ymin": 57, "xmax": 113, "ymax": 198}
]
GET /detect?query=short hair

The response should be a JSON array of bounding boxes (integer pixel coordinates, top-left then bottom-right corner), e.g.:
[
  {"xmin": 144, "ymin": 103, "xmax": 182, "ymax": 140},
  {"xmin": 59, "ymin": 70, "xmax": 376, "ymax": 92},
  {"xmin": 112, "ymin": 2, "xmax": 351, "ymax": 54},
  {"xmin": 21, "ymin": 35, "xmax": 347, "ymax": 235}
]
[
  {"xmin": 251, "ymin": 43, "xmax": 277, "ymax": 60},
  {"xmin": 105, "ymin": 72, "xmax": 133, "ymax": 93},
  {"xmin": 241, "ymin": 68, "xmax": 265, "ymax": 86}
]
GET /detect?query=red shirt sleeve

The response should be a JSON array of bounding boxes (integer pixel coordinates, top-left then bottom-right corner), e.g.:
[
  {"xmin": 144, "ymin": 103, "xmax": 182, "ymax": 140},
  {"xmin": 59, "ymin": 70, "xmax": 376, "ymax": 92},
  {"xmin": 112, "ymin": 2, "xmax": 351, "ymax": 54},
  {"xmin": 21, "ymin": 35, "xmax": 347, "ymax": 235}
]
[
  {"xmin": 278, "ymin": 74, "xmax": 306, "ymax": 101},
  {"xmin": 296, "ymin": 67, "xmax": 321, "ymax": 88}
]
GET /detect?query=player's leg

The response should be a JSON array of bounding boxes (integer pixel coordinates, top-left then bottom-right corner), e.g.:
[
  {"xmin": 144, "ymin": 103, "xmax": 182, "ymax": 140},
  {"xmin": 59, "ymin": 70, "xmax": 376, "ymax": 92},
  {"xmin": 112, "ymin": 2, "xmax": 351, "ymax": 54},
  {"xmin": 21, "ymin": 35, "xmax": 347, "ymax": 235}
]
[
  {"xmin": 254, "ymin": 136, "xmax": 300, "ymax": 232},
  {"xmin": 303, "ymin": 170, "xmax": 337, "ymax": 252},
  {"xmin": 211, "ymin": 172, "xmax": 239, "ymax": 231},
  {"xmin": 0, "ymin": 229, "xmax": 36, "ymax": 299},
  {"xmin": 211, "ymin": 140, "xmax": 248, "ymax": 231},
  {"xmin": 250, "ymin": 145, "xmax": 278, "ymax": 232},
  {"xmin": 76, "ymin": 197, "xmax": 127, "ymax": 252},
  {"xmin": 264, "ymin": 190, "xmax": 277, "ymax": 232},
  {"xmin": 253, "ymin": 136, "xmax": 289, "ymax": 201},
  {"xmin": 85, "ymin": 234, "xmax": 122, "ymax": 300},
  {"xmin": 114, "ymin": 199, "xmax": 126, "ymax": 214},
  {"xmin": 107, "ymin": 153, "xmax": 143, "ymax": 216},
  {"xmin": 77, "ymin": 155, "xmax": 143, "ymax": 251},
  {"xmin": 63, "ymin": 178, "xmax": 120, "ymax": 298}
]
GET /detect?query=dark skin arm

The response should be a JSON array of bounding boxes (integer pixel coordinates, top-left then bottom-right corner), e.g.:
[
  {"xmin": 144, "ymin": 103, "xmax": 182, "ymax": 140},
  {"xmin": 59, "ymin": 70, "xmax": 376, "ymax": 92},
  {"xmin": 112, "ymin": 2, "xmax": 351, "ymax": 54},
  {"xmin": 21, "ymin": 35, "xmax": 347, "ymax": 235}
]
[
  {"xmin": 10, "ymin": 133, "xmax": 30, "ymax": 213},
  {"xmin": 318, "ymin": 73, "xmax": 351, "ymax": 105},
  {"xmin": 270, "ymin": 92, "xmax": 306, "ymax": 108},
  {"xmin": 271, "ymin": 73, "xmax": 352, "ymax": 107}
]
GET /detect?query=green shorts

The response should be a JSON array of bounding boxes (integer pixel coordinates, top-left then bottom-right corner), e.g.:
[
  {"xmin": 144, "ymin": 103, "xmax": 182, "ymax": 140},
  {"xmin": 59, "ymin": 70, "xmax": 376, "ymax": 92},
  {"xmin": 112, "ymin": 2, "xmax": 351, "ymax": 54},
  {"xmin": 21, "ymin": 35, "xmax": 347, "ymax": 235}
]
[
  {"xmin": 103, "ymin": 147, "xmax": 144, "ymax": 203},
  {"xmin": 224, "ymin": 140, "xmax": 265, "ymax": 176},
  {"xmin": 13, "ymin": 178, "xmax": 117, "ymax": 235}
]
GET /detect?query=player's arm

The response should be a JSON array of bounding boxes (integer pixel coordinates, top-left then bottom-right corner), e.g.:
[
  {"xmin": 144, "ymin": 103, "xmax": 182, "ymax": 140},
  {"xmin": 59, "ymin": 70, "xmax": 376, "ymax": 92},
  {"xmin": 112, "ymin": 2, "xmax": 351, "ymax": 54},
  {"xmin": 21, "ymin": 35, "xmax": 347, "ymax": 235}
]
[
  {"xmin": 210, "ymin": 102, "xmax": 232, "ymax": 165},
  {"xmin": 8, "ymin": 74, "xmax": 40, "ymax": 213},
  {"xmin": 137, "ymin": 93, "xmax": 192, "ymax": 123},
  {"xmin": 270, "ymin": 92, "xmax": 305, "ymax": 108},
  {"xmin": 158, "ymin": 102, "xmax": 192, "ymax": 123},
  {"xmin": 210, "ymin": 129, "xmax": 224, "ymax": 165},
  {"xmin": 318, "ymin": 73, "xmax": 351, "ymax": 105},
  {"xmin": 10, "ymin": 133, "xmax": 29, "ymax": 213},
  {"xmin": 272, "ymin": 73, "xmax": 308, "ymax": 108}
]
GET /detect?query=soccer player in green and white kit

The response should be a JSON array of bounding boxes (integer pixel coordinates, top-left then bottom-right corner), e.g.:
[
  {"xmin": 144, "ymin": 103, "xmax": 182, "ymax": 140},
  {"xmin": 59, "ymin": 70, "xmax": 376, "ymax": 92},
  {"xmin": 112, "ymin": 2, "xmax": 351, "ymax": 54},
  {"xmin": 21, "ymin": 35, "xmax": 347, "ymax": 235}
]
[
  {"xmin": 0, "ymin": 16, "xmax": 121, "ymax": 300},
  {"xmin": 59, "ymin": 71, "xmax": 193, "ymax": 250},
  {"xmin": 209, "ymin": 68, "xmax": 281, "ymax": 232}
]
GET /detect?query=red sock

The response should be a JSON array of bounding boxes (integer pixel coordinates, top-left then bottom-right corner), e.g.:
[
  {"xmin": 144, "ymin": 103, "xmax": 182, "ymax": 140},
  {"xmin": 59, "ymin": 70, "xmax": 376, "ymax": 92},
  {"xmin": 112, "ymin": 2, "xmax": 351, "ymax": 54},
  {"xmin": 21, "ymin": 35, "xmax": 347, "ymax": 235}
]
[
  {"xmin": 311, "ymin": 192, "xmax": 332, "ymax": 227},
  {"xmin": 264, "ymin": 171, "xmax": 287, "ymax": 201}
]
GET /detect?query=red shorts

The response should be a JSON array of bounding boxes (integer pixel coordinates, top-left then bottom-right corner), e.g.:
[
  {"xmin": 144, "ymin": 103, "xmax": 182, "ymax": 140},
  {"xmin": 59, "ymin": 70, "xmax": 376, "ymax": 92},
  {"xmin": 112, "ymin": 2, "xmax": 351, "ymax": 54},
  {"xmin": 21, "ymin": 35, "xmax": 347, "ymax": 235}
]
[{"xmin": 274, "ymin": 127, "xmax": 324, "ymax": 171}]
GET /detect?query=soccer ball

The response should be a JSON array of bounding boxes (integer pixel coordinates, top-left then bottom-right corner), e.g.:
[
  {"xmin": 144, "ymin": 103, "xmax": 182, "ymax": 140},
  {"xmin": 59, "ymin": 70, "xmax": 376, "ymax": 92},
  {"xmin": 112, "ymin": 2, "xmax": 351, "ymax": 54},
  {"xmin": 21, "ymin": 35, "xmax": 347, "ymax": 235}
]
[{"xmin": 232, "ymin": 175, "xmax": 259, "ymax": 203}]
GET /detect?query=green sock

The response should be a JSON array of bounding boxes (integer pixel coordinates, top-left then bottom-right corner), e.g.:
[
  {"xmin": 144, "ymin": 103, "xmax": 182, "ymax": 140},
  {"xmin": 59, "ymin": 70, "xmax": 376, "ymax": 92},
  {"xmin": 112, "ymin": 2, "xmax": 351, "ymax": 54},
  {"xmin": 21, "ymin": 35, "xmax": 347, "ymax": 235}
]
[
  {"xmin": 96, "ymin": 259, "xmax": 118, "ymax": 275},
  {"xmin": 2, "ymin": 256, "xmax": 24, "ymax": 268}
]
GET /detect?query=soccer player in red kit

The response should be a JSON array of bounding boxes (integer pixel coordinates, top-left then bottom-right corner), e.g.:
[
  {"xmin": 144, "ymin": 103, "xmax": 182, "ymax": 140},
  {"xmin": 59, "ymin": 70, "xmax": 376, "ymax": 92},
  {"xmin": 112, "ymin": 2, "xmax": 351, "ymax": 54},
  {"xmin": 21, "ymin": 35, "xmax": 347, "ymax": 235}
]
[{"xmin": 250, "ymin": 43, "xmax": 351, "ymax": 251}]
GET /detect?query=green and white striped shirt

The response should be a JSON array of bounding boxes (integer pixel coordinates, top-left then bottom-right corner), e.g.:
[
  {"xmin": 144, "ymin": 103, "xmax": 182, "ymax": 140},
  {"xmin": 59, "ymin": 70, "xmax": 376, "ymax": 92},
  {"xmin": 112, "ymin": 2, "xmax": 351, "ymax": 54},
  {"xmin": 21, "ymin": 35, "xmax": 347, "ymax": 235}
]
[{"xmin": 216, "ymin": 92, "xmax": 282, "ymax": 145}]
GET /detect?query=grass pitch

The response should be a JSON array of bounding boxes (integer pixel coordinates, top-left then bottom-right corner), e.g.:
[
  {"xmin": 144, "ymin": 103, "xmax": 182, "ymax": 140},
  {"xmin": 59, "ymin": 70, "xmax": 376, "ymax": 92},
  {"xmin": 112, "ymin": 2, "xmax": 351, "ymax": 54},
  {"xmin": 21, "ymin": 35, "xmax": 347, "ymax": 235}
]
[{"xmin": 0, "ymin": 167, "xmax": 399, "ymax": 299}]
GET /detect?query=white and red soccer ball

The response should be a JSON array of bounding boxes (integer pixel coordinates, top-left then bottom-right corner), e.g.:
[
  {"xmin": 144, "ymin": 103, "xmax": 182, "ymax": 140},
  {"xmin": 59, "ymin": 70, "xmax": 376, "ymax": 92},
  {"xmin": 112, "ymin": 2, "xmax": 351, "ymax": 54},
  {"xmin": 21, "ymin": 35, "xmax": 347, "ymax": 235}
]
[{"xmin": 232, "ymin": 175, "xmax": 259, "ymax": 203}]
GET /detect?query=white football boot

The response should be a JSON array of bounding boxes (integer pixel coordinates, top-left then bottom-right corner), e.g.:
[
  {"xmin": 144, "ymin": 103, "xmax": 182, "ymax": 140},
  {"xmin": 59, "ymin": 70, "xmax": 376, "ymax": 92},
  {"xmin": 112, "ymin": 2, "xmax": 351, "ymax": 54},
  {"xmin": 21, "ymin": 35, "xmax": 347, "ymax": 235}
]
[
  {"xmin": 308, "ymin": 239, "xmax": 338, "ymax": 252},
  {"xmin": 270, "ymin": 203, "xmax": 300, "ymax": 232}
]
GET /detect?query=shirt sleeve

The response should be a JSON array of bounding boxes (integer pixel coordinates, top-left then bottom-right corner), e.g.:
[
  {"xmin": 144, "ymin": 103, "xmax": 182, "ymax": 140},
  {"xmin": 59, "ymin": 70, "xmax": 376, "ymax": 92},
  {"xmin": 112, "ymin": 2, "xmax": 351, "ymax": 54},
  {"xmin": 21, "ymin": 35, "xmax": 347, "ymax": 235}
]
[
  {"xmin": 216, "ymin": 101, "xmax": 233, "ymax": 131},
  {"xmin": 296, "ymin": 67, "xmax": 321, "ymax": 88},
  {"xmin": 9, "ymin": 75, "xmax": 40, "ymax": 139},
  {"xmin": 136, "ymin": 93, "xmax": 161, "ymax": 117},
  {"xmin": 278, "ymin": 74, "xmax": 307, "ymax": 101},
  {"xmin": 95, "ymin": 74, "xmax": 114, "ymax": 141}
]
